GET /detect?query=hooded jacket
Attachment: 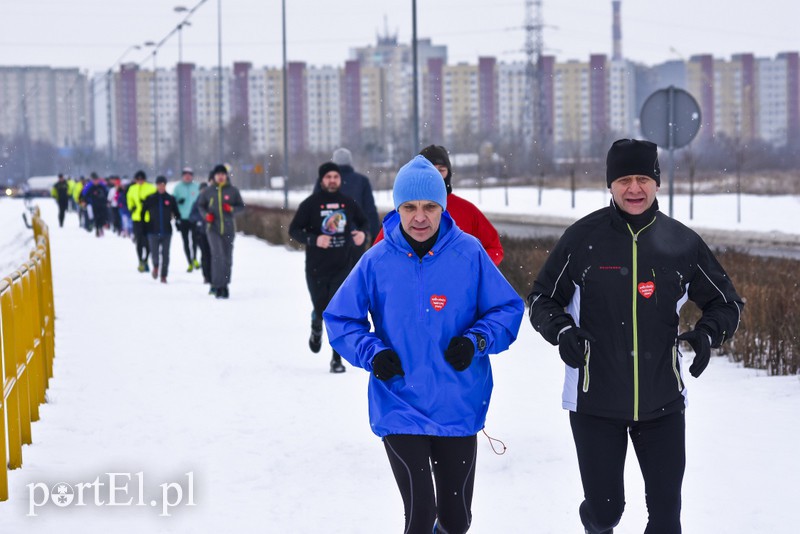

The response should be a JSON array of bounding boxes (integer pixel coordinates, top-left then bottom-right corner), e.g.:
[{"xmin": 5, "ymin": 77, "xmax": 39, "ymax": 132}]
[
  {"xmin": 196, "ymin": 181, "xmax": 245, "ymax": 236},
  {"xmin": 313, "ymin": 164, "xmax": 379, "ymax": 240},
  {"xmin": 528, "ymin": 201, "xmax": 744, "ymax": 421},
  {"xmin": 323, "ymin": 211, "xmax": 524, "ymax": 437}
]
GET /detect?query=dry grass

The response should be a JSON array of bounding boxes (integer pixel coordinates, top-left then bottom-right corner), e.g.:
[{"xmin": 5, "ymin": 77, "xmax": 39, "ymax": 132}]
[{"xmin": 238, "ymin": 208, "xmax": 799, "ymax": 376}]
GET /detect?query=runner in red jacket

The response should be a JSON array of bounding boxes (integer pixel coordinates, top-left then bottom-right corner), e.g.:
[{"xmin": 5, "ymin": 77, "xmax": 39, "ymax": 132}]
[{"xmin": 373, "ymin": 145, "xmax": 504, "ymax": 266}]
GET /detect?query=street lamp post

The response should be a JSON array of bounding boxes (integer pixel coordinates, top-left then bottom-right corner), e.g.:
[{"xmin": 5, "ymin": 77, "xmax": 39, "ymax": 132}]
[
  {"xmin": 217, "ymin": 0, "xmax": 224, "ymax": 163},
  {"xmin": 282, "ymin": 0, "xmax": 289, "ymax": 209},
  {"xmin": 175, "ymin": 6, "xmax": 190, "ymax": 169},
  {"xmin": 143, "ymin": 41, "xmax": 158, "ymax": 172}
]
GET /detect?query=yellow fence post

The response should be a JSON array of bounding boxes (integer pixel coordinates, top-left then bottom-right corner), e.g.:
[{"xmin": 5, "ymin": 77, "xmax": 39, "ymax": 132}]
[
  {"xmin": 0, "ymin": 206, "xmax": 56, "ymax": 501},
  {"xmin": 0, "ymin": 279, "xmax": 12, "ymax": 501},
  {"xmin": 9, "ymin": 270, "xmax": 33, "ymax": 446}
]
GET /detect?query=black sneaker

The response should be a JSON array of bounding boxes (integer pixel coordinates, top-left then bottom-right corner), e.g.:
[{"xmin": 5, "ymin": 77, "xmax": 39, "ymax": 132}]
[
  {"xmin": 330, "ymin": 359, "xmax": 346, "ymax": 373},
  {"xmin": 330, "ymin": 352, "xmax": 346, "ymax": 373},
  {"xmin": 209, "ymin": 287, "xmax": 217, "ymax": 296},
  {"xmin": 309, "ymin": 327, "xmax": 322, "ymax": 353},
  {"xmin": 216, "ymin": 286, "xmax": 229, "ymax": 299}
]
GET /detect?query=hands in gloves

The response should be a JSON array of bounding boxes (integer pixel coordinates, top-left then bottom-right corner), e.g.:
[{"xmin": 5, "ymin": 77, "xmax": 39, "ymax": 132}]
[
  {"xmin": 372, "ymin": 350, "xmax": 404, "ymax": 381},
  {"xmin": 222, "ymin": 202, "xmax": 233, "ymax": 213},
  {"xmin": 558, "ymin": 326, "xmax": 595, "ymax": 368},
  {"xmin": 204, "ymin": 213, "xmax": 214, "ymax": 223},
  {"xmin": 678, "ymin": 329, "xmax": 712, "ymax": 378},
  {"xmin": 444, "ymin": 336, "xmax": 475, "ymax": 371}
]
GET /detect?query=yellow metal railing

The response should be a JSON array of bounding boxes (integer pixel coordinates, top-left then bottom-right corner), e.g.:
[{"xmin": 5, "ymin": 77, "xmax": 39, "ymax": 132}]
[{"xmin": 0, "ymin": 206, "xmax": 55, "ymax": 501}]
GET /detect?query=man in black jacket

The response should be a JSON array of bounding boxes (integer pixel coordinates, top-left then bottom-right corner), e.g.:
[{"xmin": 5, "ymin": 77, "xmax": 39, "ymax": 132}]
[
  {"xmin": 290, "ymin": 161, "xmax": 368, "ymax": 373},
  {"xmin": 328, "ymin": 147, "xmax": 379, "ymax": 252},
  {"xmin": 528, "ymin": 139, "xmax": 744, "ymax": 534},
  {"xmin": 142, "ymin": 176, "xmax": 181, "ymax": 283}
]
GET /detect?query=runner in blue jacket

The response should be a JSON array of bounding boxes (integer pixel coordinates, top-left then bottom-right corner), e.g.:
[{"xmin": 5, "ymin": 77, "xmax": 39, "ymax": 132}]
[{"xmin": 324, "ymin": 155, "xmax": 523, "ymax": 534}]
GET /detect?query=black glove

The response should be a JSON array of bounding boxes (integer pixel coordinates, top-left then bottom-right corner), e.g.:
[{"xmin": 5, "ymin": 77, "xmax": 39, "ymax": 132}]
[
  {"xmin": 444, "ymin": 336, "xmax": 475, "ymax": 371},
  {"xmin": 178, "ymin": 197, "xmax": 186, "ymax": 204},
  {"xmin": 372, "ymin": 350, "xmax": 404, "ymax": 381},
  {"xmin": 558, "ymin": 326, "xmax": 595, "ymax": 368},
  {"xmin": 678, "ymin": 329, "xmax": 712, "ymax": 378}
]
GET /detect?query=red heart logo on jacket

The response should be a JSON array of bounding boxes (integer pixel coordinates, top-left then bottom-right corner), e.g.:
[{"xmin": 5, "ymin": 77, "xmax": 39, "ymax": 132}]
[
  {"xmin": 430, "ymin": 295, "xmax": 447, "ymax": 311},
  {"xmin": 638, "ymin": 281, "xmax": 655, "ymax": 298}
]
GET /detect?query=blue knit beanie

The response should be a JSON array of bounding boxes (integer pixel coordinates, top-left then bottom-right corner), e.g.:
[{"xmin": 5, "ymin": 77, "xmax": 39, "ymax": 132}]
[{"xmin": 393, "ymin": 155, "xmax": 447, "ymax": 211}]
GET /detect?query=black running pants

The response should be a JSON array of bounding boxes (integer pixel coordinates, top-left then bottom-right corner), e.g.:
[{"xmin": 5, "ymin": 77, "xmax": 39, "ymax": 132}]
[{"xmin": 383, "ymin": 434, "xmax": 477, "ymax": 534}]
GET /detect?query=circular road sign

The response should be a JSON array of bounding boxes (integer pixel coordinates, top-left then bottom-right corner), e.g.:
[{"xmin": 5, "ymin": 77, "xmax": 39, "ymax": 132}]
[{"xmin": 640, "ymin": 86, "xmax": 701, "ymax": 149}]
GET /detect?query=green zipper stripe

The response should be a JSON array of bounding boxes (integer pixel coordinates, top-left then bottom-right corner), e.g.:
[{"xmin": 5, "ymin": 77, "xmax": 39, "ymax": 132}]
[
  {"xmin": 631, "ymin": 226, "xmax": 639, "ymax": 421},
  {"xmin": 630, "ymin": 217, "xmax": 656, "ymax": 422},
  {"xmin": 217, "ymin": 186, "xmax": 224, "ymax": 234},
  {"xmin": 672, "ymin": 345, "xmax": 684, "ymax": 391}
]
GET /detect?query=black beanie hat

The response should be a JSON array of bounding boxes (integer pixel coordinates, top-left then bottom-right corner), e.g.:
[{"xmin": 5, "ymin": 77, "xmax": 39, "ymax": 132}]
[
  {"xmin": 318, "ymin": 161, "xmax": 340, "ymax": 183},
  {"xmin": 419, "ymin": 144, "xmax": 452, "ymax": 193},
  {"xmin": 211, "ymin": 164, "xmax": 228, "ymax": 176},
  {"xmin": 155, "ymin": 175, "xmax": 167, "ymax": 184},
  {"xmin": 606, "ymin": 139, "xmax": 661, "ymax": 187},
  {"xmin": 134, "ymin": 170, "xmax": 146, "ymax": 181}
]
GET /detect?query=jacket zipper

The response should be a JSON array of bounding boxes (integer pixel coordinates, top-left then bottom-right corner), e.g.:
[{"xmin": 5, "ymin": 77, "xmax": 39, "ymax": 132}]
[
  {"xmin": 629, "ymin": 217, "xmax": 656, "ymax": 421},
  {"xmin": 217, "ymin": 186, "xmax": 224, "ymax": 234}
]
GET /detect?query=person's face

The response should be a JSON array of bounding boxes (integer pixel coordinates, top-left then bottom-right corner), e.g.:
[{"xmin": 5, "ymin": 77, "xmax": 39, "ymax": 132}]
[
  {"xmin": 433, "ymin": 164, "xmax": 448, "ymax": 180},
  {"xmin": 214, "ymin": 172, "xmax": 227, "ymax": 185},
  {"xmin": 182, "ymin": 172, "xmax": 193, "ymax": 183},
  {"xmin": 157, "ymin": 182, "xmax": 167, "ymax": 193},
  {"xmin": 399, "ymin": 200, "xmax": 443, "ymax": 242},
  {"xmin": 610, "ymin": 175, "xmax": 659, "ymax": 215},
  {"xmin": 320, "ymin": 171, "xmax": 341, "ymax": 193}
]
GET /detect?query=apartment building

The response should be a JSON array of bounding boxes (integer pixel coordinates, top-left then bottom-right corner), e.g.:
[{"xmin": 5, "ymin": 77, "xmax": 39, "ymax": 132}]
[{"xmin": 0, "ymin": 66, "xmax": 91, "ymax": 149}]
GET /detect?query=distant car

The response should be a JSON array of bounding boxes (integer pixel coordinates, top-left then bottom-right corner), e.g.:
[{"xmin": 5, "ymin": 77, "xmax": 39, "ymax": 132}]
[
  {"xmin": 26, "ymin": 175, "xmax": 60, "ymax": 197},
  {"xmin": 3, "ymin": 185, "xmax": 20, "ymax": 198}
]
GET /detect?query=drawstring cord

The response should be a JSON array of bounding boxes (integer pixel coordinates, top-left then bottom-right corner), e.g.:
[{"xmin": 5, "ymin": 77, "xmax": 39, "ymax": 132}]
[{"xmin": 482, "ymin": 429, "xmax": 507, "ymax": 455}]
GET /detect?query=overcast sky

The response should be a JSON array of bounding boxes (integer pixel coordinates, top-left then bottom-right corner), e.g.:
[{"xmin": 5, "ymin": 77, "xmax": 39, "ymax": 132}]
[{"xmin": 0, "ymin": 0, "xmax": 797, "ymax": 74}]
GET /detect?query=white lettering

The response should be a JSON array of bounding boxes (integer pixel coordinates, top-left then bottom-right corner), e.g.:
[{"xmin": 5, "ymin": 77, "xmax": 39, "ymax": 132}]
[
  {"xmin": 26, "ymin": 483, "xmax": 49, "ymax": 516},
  {"xmin": 159, "ymin": 482, "xmax": 183, "ymax": 517},
  {"xmin": 107, "ymin": 473, "xmax": 132, "ymax": 506}
]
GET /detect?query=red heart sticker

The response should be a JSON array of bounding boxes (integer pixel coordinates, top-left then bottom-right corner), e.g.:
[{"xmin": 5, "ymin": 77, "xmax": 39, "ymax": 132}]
[
  {"xmin": 430, "ymin": 295, "xmax": 447, "ymax": 311},
  {"xmin": 638, "ymin": 281, "xmax": 655, "ymax": 298}
]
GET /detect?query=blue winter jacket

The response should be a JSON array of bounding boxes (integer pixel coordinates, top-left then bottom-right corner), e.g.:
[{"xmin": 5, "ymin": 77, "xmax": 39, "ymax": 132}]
[{"xmin": 323, "ymin": 211, "xmax": 524, "ymax": 438}]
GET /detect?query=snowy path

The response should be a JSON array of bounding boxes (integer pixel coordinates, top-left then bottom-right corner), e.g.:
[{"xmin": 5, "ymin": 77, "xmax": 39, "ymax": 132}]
[{"xmin": 0, "ymin": 199, "xmax": 798, "ymax": 533}]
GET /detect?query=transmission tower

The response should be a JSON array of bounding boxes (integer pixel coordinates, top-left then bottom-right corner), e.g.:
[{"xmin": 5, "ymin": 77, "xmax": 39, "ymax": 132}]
[{"xmin": 522, "ymin": 0, "xmax": 548, "ymax": 173}]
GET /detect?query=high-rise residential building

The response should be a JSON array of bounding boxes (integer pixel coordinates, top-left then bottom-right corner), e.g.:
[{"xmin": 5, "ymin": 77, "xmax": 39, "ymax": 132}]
[
  {"xmin": 10, "ymin": 35, "xmax": 799, "ymax": 178},
  {"xmin": 0, "ymin": 66, "xmax": 91, "ymax": 149}
]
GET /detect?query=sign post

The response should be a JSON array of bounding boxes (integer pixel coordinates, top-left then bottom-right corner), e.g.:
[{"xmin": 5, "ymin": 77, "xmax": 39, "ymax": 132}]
[{"xmin": 639, "ymin": 86, "xmax": 701, "ymax": 216}]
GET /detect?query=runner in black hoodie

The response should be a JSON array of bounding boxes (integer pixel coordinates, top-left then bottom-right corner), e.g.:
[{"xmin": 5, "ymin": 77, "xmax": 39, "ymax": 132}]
[{"xmin": 289, "ymin": 161, "xmax": 368, "ymax": 373}]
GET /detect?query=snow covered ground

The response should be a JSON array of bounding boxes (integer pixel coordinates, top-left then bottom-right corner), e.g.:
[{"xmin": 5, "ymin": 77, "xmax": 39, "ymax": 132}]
[{"xmin": 0, "ymin": 196, "xmax": 798, "ymax": 533}]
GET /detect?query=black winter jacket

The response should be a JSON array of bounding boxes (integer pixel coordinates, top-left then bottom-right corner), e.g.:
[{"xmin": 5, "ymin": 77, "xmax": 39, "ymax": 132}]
[
  {"xmin": 142, "ymin": 192, "xmax": 181, "ymax": 235},
  {"xmin": 528, "ymin": 202, "xmax": 743, "ymax": 421}
]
